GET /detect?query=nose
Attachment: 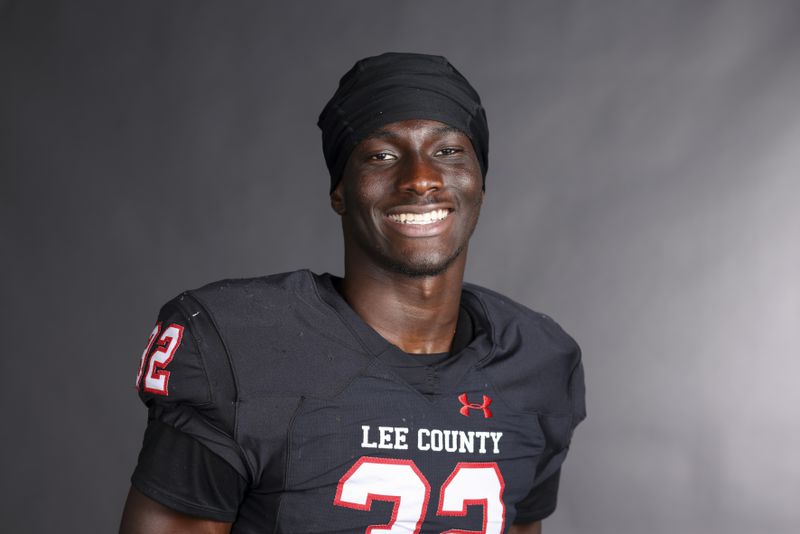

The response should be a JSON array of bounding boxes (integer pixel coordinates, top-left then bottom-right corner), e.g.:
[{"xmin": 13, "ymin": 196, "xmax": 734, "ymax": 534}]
[{"xmin": 397, "ymin": 155, "xmax": 443, "ymax": 195}]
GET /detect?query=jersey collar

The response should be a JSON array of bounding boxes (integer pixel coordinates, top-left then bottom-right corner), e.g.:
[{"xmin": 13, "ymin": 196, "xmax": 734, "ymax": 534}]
[{"xmin": 312, "ymin": 272, "xmax": 496, "ymax": 395}]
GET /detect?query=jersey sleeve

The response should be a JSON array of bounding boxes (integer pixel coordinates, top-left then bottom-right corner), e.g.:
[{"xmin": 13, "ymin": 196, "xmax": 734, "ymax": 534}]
[
  {"xmin": 513, "ymin": 345, "xmax": 584, "ymax": 523},
  {"xmin": 132, "ymin": 420, "xmax": 247, "ymax": 521},
  {"xmin": 532, "ymin": 342, "xmax": 586, "ymax": 485},
  {"xmin": 513, "ymin": 468, "xmax": 561, "ymax": 523},
  {"xmin": 131, "ymin": 293, "xmax": 250, "ymax": 517}
]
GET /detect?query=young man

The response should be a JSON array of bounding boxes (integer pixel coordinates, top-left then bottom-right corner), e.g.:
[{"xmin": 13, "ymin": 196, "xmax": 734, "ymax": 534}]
[{"xmin": 120, "ymin": 53, "xmax": 585, "ymax": 534}]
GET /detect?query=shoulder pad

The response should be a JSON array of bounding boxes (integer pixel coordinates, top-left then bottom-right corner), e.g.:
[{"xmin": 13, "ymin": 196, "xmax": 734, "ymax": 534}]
[
  {"xmin": 135, "ymin": 293, "xmax": 237, "ymax": 436},
  {"xmin": 464, "ymin": 283, "xmax": 585, "ymax": 419},
  {"xmin": 188, "ymin": 272, "xmax": 370, "ymax": 399}
]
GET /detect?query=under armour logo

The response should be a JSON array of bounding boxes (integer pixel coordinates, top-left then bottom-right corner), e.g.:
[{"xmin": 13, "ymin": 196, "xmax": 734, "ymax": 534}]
[{"xmin": 458, "ymin": 393, "xmax": 493, "ymax": 418}]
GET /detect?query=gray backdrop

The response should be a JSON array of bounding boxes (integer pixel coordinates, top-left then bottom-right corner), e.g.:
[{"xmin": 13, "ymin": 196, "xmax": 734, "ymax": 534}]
[{"xmin": 2, "ymin": 1, "xmax": 798, "ymax": 533}]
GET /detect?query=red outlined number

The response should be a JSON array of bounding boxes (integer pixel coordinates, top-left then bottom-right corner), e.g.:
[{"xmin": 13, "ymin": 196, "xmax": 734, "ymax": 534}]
[
  {"xmin": 135, "ymin": 323, "xmax": 161, "ymax": 388},
  {"xmin": 334, "ymin": 459, "xmax": 505, "ymax": 534},
  {"xmin": 334, "ymin": 457, "xmax": 431, "ymax": 534},
  {"xmin": 140, "ymin": 323, "xmax": 184, "ymax": 395},
  {"xmin": 438, "ymin": 462, "xmax": 505, "ymax": 534}
]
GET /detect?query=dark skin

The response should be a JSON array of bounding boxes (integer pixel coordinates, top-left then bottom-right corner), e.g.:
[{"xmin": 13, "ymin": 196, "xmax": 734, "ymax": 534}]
[
  {"xmin": 119, "ymin": 119, "xmax": 541, "ymax": 534},
  {"xmin": 119, "ymin": 487, "xmax": 231, "ymax": 534}
]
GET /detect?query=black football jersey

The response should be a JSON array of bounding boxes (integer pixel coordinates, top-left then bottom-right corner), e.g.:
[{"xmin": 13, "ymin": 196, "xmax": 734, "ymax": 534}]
[{"xmin": 133, "ymin": 270, "xmax": 585, "ymax": 533}]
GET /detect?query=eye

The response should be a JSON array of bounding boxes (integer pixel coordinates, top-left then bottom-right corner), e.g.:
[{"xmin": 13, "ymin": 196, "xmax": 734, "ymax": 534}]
[
  {"xmin": 435, "ymin": 147, "xmax": 462, "ymax": 156},
  {"xmin": 369, "ymin": 152, "xmax": 397, "ymax": 161}
]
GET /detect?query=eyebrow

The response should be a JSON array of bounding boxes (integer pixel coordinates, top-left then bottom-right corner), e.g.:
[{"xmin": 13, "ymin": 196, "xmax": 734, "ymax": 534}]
[{"xmin": 362, "ymin": 125, "xmax": 463, "ymax": 141}]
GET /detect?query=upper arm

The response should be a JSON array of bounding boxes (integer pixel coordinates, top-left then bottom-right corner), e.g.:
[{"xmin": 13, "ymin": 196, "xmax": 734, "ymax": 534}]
[
  {"xmin": 509, "ymin": 520, "xmax": 542, "ymax": 534},
  {"xmin": 119, "ymin": 486, "xmax": 232, "ymax": 534}
]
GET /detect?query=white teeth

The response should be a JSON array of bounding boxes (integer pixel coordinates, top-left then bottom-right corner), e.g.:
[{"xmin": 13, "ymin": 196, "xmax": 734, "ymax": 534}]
[{"xmin": 388, "ymin": 209, "xmax": 450, "ymax": 224}]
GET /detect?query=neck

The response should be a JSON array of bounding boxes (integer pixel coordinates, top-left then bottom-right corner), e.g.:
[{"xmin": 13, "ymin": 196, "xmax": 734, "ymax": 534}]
[{"xmin": 339, "ymin": 251, "xmax": 468, "ymax": 354}]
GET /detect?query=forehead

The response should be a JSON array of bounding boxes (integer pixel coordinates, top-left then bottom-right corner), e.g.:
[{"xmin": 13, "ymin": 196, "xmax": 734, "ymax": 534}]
[{"xmin": 357, "ymin": 119, "xmax": 470, "ymax": 145}]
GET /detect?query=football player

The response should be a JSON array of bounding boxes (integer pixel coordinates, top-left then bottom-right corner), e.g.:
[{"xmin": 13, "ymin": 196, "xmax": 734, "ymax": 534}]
[{"xmin": 120, "ymin": 53, "xmax": 585, "ymax": 534}]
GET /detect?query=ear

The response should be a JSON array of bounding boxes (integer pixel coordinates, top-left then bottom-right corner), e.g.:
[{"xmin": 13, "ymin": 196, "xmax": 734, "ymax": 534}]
[{"xmin": 330, "ymin": 181, "xmax": 346, "ymax": 215}]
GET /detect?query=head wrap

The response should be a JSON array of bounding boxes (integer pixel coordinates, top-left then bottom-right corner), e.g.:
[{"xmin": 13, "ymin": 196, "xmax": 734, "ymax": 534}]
[{"xmin": 318, "ymin": 52, "xmax": 489, "ymax": 193}]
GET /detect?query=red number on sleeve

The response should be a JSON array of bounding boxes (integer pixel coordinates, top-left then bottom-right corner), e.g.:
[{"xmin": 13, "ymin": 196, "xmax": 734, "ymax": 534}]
[{"xmin": 141, "ymin": 323, "xmax": 184, "ymax": 395}]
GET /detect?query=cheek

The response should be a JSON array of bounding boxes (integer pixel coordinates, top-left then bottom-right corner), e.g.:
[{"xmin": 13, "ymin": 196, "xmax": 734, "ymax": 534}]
[
  {"xmin": 453, "ymin": 172, "xmax": 484, "ymax": 206},
  {"xmin": 447, "ymin": 158, "xmax": 482, "ymax": 191},
  {"xmin": 343, "ymin": 182, "xmax": 387, "ymax": 234},
  {"xmin": 349, "ymin": 177, "xmax": 389, "ymax": 211},
  {"xmin": 460, "ymin": 185, "xmax": 484, "ymax": 230}
]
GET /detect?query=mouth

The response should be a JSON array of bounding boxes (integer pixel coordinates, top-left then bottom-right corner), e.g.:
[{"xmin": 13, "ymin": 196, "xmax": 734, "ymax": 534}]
[
  {"xmin": 382, "ymin": 205, "xmax": 454, "ymax": 238},
  {"xmin": 386, "ymin": 208, "xmax": 450, "ymax": 225}
]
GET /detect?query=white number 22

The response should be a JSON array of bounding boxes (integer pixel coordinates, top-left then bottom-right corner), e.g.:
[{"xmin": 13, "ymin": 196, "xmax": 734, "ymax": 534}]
[{"xmin": 334, "ymin": 457, "xmax": 505, "ymax": 534}]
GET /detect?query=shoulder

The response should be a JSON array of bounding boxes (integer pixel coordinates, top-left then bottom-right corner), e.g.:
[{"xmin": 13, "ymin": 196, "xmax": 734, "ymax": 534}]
[
  {"xmin": 137, "ymin": 294, "xmax": 212, "ymax": 403},
  {"xmin": 463, "ymin": 282, "xmax": 580, "ymax": 361},
  {"xmin": 189, "ymin": 269, "xmax": 319, "ymax": 309},
  {"xmin": 181, "ymin": 270, "xmax": 369, "ymax": 398},
  {"xmin": 136, "ymin": 271, "xmax": 318, "ymax": 414},
  {"xmin": 144, "ymin": 269, "xmax": 322, "ymax": 397},
  {"xmin": 135, "ymin": 288, "xmax": 253, "ymax": 479},
  {"xmin": 183, "ymin": 270, "xmax": 329, "ymax": 330},
  {"xmin": 463, "ymin": 283, "xmax": 584, "ymax": 418},
  {"xmin": 133, "ymin": 273, "xmax": 321, "ymax": 472}
]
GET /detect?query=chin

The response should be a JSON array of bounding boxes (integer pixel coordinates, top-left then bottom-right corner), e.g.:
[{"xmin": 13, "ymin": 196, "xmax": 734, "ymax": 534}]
[{"xmin": 384, "ymin": 246, "xmax": 465, "ymax": 278}]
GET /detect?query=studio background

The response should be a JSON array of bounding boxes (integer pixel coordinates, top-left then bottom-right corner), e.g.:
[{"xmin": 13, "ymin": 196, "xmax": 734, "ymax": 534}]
[{"xmin": 2, "ymin": 1, "xmax": 798, "ymax": 533}]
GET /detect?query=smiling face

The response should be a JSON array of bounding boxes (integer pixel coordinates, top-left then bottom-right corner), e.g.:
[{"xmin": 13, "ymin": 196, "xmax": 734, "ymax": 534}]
[{"xmin": 332, "ymin": 119, "xmax": 484, "ymax": 278}]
